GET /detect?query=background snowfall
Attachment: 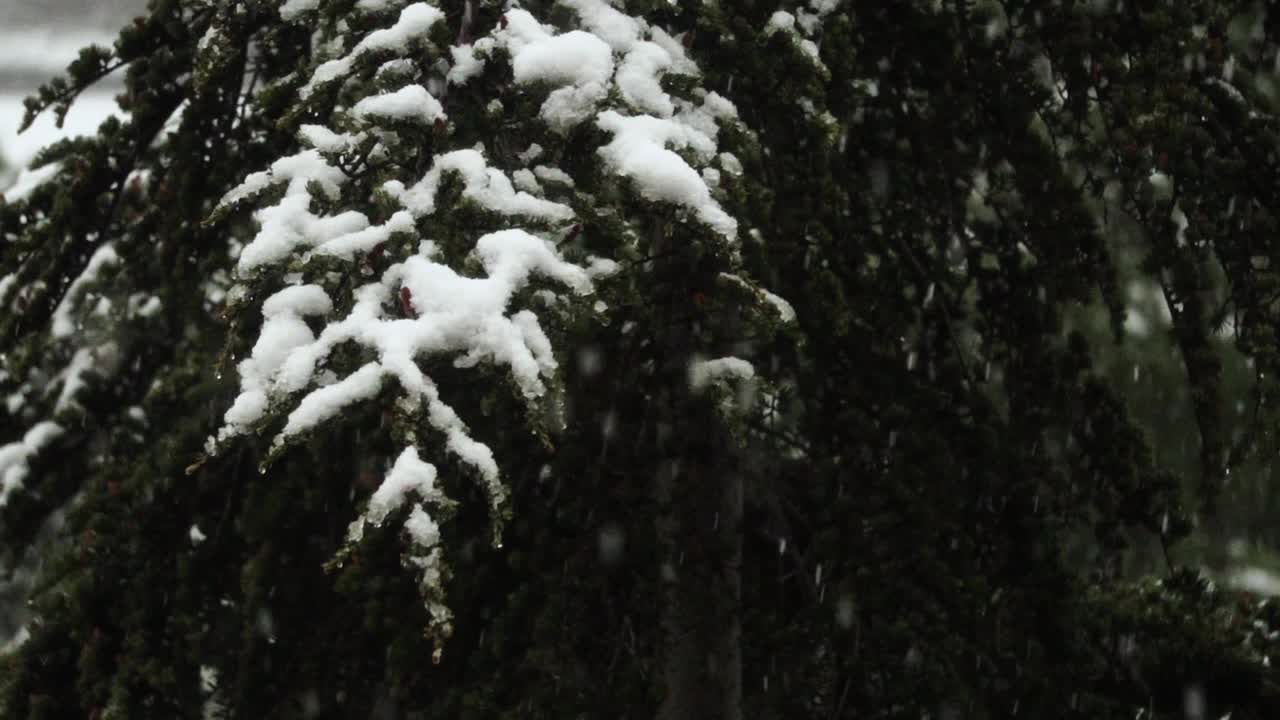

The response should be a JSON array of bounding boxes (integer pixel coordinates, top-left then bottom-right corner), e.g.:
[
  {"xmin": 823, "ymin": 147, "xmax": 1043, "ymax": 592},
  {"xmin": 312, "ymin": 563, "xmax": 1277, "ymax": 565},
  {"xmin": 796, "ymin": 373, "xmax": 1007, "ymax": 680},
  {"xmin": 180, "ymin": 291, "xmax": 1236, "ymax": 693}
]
[{"xmin": 5, "ymin": 0, "xmax": 1280, "ymax": 625}]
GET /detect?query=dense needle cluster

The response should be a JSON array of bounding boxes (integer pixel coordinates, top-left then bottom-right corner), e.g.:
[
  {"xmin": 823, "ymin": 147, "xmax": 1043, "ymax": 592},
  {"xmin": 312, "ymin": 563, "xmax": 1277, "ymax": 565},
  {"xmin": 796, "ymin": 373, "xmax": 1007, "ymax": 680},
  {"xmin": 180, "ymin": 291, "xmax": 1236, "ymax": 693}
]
[{"xmin": 4, "ymin": 1, "xmax": 1280, "ymax": 718}]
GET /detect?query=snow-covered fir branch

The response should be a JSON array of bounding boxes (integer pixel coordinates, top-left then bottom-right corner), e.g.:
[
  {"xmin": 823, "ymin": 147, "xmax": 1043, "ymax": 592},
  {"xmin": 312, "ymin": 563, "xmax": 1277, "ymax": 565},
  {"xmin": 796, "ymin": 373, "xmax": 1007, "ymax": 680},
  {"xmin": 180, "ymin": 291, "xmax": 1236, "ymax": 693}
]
[{"xmin": 207, "ymin": 0, "xmax": 783, "ymax": 646}]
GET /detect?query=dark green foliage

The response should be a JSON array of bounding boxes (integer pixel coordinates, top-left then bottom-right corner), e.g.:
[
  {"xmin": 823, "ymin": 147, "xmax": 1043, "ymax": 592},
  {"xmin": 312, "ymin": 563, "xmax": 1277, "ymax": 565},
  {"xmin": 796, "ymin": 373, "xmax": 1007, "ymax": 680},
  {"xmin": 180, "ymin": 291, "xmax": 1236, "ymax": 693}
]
[{"xmin": 4, "ymin": 1, "xmax": 1280, "ymax": 719}]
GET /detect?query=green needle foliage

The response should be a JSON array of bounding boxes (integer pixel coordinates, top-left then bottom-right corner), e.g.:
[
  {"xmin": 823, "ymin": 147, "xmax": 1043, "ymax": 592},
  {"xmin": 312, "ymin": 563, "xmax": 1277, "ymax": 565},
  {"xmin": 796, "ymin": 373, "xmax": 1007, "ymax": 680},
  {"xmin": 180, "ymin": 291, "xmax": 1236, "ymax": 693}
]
[{"xmin": 4, "ymin": 1, "xmax": 1280, "ymax": 719}]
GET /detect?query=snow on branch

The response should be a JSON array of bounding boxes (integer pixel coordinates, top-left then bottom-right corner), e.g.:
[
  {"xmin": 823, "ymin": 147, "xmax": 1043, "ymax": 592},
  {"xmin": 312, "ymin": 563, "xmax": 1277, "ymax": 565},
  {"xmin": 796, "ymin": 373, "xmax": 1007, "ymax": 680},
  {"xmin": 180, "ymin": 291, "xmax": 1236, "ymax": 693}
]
[
  {"xmin": 0, "ymin": 422, "xmax": 63, "ymax": 507},
  {"xmin": 301, "ymin": 3, "xmax": 447, "ymax": 97},
  {"xmin": 212, "ymin": 0, "xmax": 785, "ymax": 647}
]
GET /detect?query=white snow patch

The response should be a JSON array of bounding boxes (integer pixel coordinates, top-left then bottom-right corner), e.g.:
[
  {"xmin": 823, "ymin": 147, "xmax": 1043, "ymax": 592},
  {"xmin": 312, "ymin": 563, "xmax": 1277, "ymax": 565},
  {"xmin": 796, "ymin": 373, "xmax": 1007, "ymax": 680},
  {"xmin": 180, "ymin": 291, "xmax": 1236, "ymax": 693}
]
[
  {"xmin": 596, "ymin": 110, "xmax": 736, "ymax": 238},
  {"xmin": 356, "ymin": 0, "xmax": 408, "ymax": 10},
  {"xmin": 617, "ymin": 41, "xmax": 675, "ymax": 117},
  {"xmin": 51, "ymin": 244, "xmax": 120, "ymax": 339},
  {"xmin": 302, "ymin": 3, "xmax": 447, "ymax": 97},
  {"xmin": 690, "ymin": 357, "xmax": 755, "ymax": 389},
  {"xmin": 278, "ymin": 362, "xmax": 386, "ymax": 441},
  {"xmin": 0, "ymin": 421, "xmax": 64, "ymax": 507},
  {"xmin": 720, "ymin": 272, "xmax": 797, "ymax": 322},
  {"xmin": 0, "ymin": 626, "xmax": 29, "ymax": 654},
  {"xmin": 298, "ymin": 125, "xmax": 362, "ymax": 154},
  {"xmin": 512, "ymin": 30, "xmax": 613, "ymax": 88},
  {"xmin": 500, "ymin": 10, "xmax": 617, "ymax": 132},
  {"xmin": 367, "ymin": 447, "xmax": 445, "ymax": 525},
  {"xmin": 766, "ymin": 11, "xmax": 797, "ymax": 34},
  {"xmin": 1, "ymin": 162, "xmax": 61, "ymax": 203},
  {"xmin": 384, "ymin": 148, "xmax": 573, "ymax": 221},
  {"xmin": 556, "ymin": 0, "xmax": 644, "ymax": 51},
  {"xmin": 533, "ymin": 165, "xmax": 575, "ymax": 187},
  {"xmin": 353, "ymin": 84, "xmax": 445, "ymax": 125},
  {"xmin": 280, "ymin": 0, "xmax": 320, "ymax": 21},
  {"xmin": 223, "ymin": 150, "xmax": 364, "ymax": 273},
  {"xmin": 315, "ymin": 210, "xmax": 417, "ymax": 260},
  {"xmin": 447, "ymin": 40, "xmax": 491, "ymax": 85}
]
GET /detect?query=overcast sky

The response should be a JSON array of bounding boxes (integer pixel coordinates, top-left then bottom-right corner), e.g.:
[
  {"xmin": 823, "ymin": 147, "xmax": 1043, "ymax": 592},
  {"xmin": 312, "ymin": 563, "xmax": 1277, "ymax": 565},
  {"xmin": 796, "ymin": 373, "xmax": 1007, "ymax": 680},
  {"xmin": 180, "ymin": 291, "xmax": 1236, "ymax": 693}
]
[
  {"xmin": 0, "ymin": 0, "xmax": 145, "ymax": 170},
  {"xmin": 0, "ymin": 0, "xmax": 147, "ymax": 31},
  {"xmin": 0, "ymin": 0, "xmax": 146, "ymax": 88}
]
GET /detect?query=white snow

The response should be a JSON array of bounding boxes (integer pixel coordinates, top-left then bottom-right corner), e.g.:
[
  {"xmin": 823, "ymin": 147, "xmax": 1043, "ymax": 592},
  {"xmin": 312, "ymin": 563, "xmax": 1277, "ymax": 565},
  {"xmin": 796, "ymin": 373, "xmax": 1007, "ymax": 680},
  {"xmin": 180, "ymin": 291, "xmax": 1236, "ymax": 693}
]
[
  {"xmin": 689, "ymin": 356, "xmax": 755, "ymax": 389},
  {"xmin": 314, "ymin": 210, "xmax": 417, "ymax": 260},
  {"xmin": 0, "ymin": 626, "xmax": 29, "ymax": 654},
  {"xmin": 596, "ymin": 110, "xmax": 737, "ymax": 238},
  {"xmin": 533, "ymin": 165, "xmax": 574, "ymax": 187},
  {"xmin": 220, "ymin": 224, "xmax": 592, "ymax": 510},
  {"xmin": 132, "ymin": 295, "xmax": 163, "ymax": 318},
  {"xmin": 367, "ymin": 446, "xmax": 444, "ymax": 525},
  {"xmin": 353, "ymin": 84, "xmax": 445, "ymax": 124},
  {"xmin": 586, "ymin": 257, "xmax": 620, "ymax": 278},
  {"xmin": 761, "ymin": 289, "xmax": 797, "ymax": 323},
  {"xmin": 718, "ymin": 152, "xmax": 744, "ymax": 176},
  {"xmin": 763, "ymin": 9, "xmax": 827, "ymax": 70},
  {"xmin": 262, "ymin": 284, "xmax": 333, "ymax": 318},
  {"xmin": 280, "ymin": 0, "xmax": 320, "ymax": 21},
  {"xmin": 278, "ymin": 362, "xmax": 386, "ymax": 440},
  {"xmin": 649, "ymin": 27, "xmax": 698, "ymax": 77},
  {"xmin": 1, "ymin": 162, "xmax": 61, "ymax": 203},
  {"xmin": 556, "ymin": 0, "xmax": 644, "ymax": 51},
  {"xmin": 720, "ymin": 272, "xmax": 797, "ymax": 323},
  {"xmin": 223, "ymin": 225, "xmax": 585, "ymax": 471},
  {"xmin": 512, "ymin": 168, "xmax": 540, "ymax": 195},
  {"xmin": 346, "ymin": 445, "xmax": 451, "ymax": 632},
  {"xmin": 212, "ymin": 0, "xmax": 789, "ymax": 640},
  {"xmin": 766, "ymin": 11, "xmax": 797, "ymax": 34},
  {"xmin": 219, "ymin": 148, "xmax": 341, "ymax": 209},
  {"xmin": 221, "ymin": 285, "xmax": 334, "ymax": 433},
  {"xmin": 511, "ymin": 30, "xmax": 614, "ymax": 88},
  {"xmin": 518, "ymin": 143, "xmax": 544, "ymax": 163},
  {"xmin": 51, "ymin": 244, "xmax": 120, "ymax": 339},
  {"xmin": 298, "ymin": 124, "xmax": 362, "ymax": 154},
  {"xmin": 0, "ymin": 275, "xmax": 16, "ymax": 309},
  {"xmin": 617, "ymin": 41, "xmax": 675, "ymax": 117},
  {"xmin": 499, "ymin": 10, "xmax": 619, "ymax": 132},
  {"xmin": 222, "ymin": 150, "xmax": 365, "ymax": 273},
  {"xmin": 447, "ymin": 39, "xmax": 492, "ymax": 85},
  {"xmin": 302, "ymin": 3, "xmax": 447, "ymax": 97},
  {"xmin": 403, "ymin": 505, "xmax": 442, "ymax": 551},
  {"xmin": 55, "ymin": 346, "xmax": 97, "ymax": 412},
  {"xmin": 0, "ymin": 421, "xmax": 64, "ymax": 507},
  {"xmin": 376, "ymin": 58, "xmax": 419, "ymax": 81},
  {"xmin": 538, "ymin": 83, "xmax": 609, "ymax": 133},
  {"xmin": 356, "ymin": 0, "xmax": 407, "ymax": 10},
  {"xmin": 383, "ymin": 148, "xmax": 574, "ymax": 221},
  {"xmin": 796, "ymin": 9, "xmax": 823, "ymax": 36}
]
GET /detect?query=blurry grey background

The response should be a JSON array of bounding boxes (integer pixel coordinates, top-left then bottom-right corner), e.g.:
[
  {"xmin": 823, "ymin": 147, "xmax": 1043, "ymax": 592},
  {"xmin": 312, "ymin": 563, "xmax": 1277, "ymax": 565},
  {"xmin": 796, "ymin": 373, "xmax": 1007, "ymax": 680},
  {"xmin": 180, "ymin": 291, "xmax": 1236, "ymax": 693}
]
[
  {"xmin": 0, "ymin": 0, "xmax": 146, "ymax": 643},
  {"xmin": 2, "ymin": 0, "xmax": 145, "ymax": 26},
  {"xmin": 0, "ymin": 0, "xmax": 146, "ymax": 170}
]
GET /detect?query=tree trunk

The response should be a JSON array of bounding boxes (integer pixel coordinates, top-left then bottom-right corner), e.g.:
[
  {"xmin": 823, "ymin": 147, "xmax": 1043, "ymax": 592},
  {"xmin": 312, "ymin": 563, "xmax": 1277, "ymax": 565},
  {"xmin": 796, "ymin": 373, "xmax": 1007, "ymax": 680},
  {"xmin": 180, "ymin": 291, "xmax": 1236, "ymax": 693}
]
[
  {"xmin": 654, "ymin": 448, "xmax": 743, "ymax": 720},
  {"xmin": 650, "ymin": 220, "xmax": 743, "ymax": 720}
]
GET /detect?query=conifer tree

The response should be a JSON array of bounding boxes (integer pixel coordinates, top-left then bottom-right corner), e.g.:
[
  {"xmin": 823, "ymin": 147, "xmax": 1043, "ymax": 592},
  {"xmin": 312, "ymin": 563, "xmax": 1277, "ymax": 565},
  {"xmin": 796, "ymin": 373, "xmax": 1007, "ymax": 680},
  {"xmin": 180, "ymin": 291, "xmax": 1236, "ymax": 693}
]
[
  {"xmin": 7, "ymin": 1, "xmax": 1280, "ymax": 720},
  {"xmin": 1, "ymin": 0, "xmax": 781, "ymax": 716}
]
